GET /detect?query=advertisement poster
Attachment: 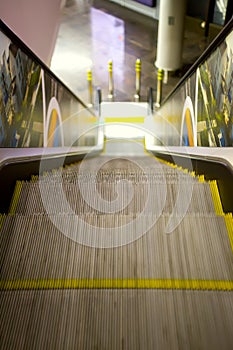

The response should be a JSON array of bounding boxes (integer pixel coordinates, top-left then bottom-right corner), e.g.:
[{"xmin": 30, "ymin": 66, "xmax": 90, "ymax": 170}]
[
  {"xmin": 0, "ymin": 32, "xmax": 43, "ymax": 147},
  {"xmin": 155, "ymin": 28, "xmax": 233, "ymax": 147},
  {"xmin": 196, "ymin": 30, "xmax": 233, "ymax": 146}
]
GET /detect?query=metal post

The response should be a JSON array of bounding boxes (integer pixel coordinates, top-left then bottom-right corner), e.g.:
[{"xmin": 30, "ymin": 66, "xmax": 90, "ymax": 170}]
[
  {"xmin": 147, "ymin": 87, "xmax": 154, "ymax": 114},
  {"xmin": 156, "ymin": 68, "xmax": 164, "ymax": 107},
  {"xmin": 108, "ymin": 60, "xmax": 114, "ymax": 101},
  {"xmin": 87, "ymin": 68, "xmax": 93, "ymax": 106},
  {"xmin": 134, "ymin": 58, "xmax": 141, "ymax": 102},
  {"xmin": 95, "ymin": 87, "xmax": 102, "ymax": 117}
]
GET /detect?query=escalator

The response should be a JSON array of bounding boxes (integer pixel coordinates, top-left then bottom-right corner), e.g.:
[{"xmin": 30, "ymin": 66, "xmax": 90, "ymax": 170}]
[
  {"xmin": 1, "ymin": 141, "xmax": 233, "ymax": 348},
  {"xmin": 1, "ymin": 18, "xmax": 233, "ymax": 349}
]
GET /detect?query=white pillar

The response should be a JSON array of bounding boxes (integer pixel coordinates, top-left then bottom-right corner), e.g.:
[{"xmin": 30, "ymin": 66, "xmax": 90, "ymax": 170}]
[{"xmin": 155, "ymin": 0, "xmax": 186, "ymax": 71}]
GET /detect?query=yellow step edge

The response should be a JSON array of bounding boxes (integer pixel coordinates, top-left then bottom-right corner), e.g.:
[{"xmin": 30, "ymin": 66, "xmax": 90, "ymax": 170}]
[
  {"xmin": 157, "ymin": 158, "xmax": 176, "ymax": 168},
  {"xmin": 1, "ymin": 279, "xmax": 233, "ymax": 291},
  {"xmin": 8, "ymin": 181, "xmax": 23, "ymax": 215},
  {"xmin": 190, "ymin": 171, "xmax": 196, "ymax": 177},
  {"xmin": 209, "ymin": 180, "xmax": 224, "ymax": 216},
  {"xmin": 224, "ymin": 213, "xmax": 233, "ymax": 254},
  {"xmin": 157, "ymin": 158, "xmax": 199, "ymax": 177},
  {"xmin": 31, "ymin": 175, "xmax": 38, "ymax": 182},
  {"xmin": 198, "ymin": 174, "xmax": 205, "ymax": 183}
]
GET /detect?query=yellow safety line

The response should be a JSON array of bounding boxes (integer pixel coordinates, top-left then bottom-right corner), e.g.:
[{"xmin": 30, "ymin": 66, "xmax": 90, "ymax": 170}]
[
  {"xmin": 209, "ymin": 180, "xmax": 224, "ymax": 215},
  {"xmin": 8, "ymin": 180, "xmax": 23, "ymax": 214},
  {"xmin": 198, "ymin": 174, "xmax": 205, "ymax": 182},
  {"xmin": 104, "ymin": 117, "xmax": 145, "ymax": 123},
  {"xmin": 1, "ymin": 279, "xmax": 233, "ymax": 291},
  {"xmin": 224, "ymin": 213, "xmax": 233, "ymax": 253}
]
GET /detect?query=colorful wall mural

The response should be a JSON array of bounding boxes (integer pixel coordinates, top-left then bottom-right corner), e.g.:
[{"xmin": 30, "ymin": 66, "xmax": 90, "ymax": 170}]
[
  {"xmin": 153, "ymin": 24, "xmax": 233, "ymax": 147},
  {"xmin": 0, "ymin": 21, "xmax": 97, "ymax": 148},
  {"xmin": 196, "ymin": 31, "xmax": 233, "ymax": 146},
  {"xmin": 0, "ymin": 34, "xmax": 43, "ymax": 147}
]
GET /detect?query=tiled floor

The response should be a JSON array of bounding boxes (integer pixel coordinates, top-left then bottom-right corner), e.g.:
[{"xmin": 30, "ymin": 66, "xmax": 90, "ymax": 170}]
[{"xmin": 51, "ymin": 0, "xmax": 218, "ymax": 104}]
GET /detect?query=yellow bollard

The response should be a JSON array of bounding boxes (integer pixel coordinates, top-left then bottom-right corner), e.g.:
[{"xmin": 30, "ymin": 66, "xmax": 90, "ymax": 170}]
[
  {"xmin": 87, "ymin": 68, "xmax": 93, "ymax": 106},
  {"xmin": 134, "ymin": 58, "xmax": 141, "ymax": 102},
  {"xmin": 108, "ymin": 60, "xmax": 114, "ymax": 101},
  {"xmin": 155, "ymin": 68, "xmax": 164, "ymax": 107}
]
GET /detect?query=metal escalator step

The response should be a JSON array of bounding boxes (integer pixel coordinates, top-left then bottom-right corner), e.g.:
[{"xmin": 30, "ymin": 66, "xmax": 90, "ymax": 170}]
[
  {"xmin": 1, "ymin": 289, "xmax": 233, "ymax": 349},
  {"xmin": 1, "ymin": 154, "xmax": 232, "ymax": 349},
  {"xmin": 13, "ymin": 165, "xmax": 214, "ymax": 216},
  {"xmin": 1, "ymin": 214, "xmax": 232, "ymax": 283}
]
